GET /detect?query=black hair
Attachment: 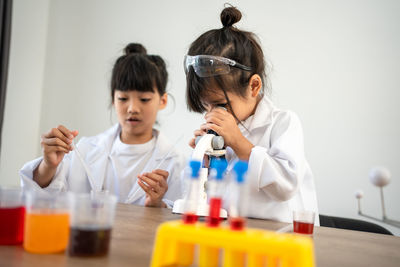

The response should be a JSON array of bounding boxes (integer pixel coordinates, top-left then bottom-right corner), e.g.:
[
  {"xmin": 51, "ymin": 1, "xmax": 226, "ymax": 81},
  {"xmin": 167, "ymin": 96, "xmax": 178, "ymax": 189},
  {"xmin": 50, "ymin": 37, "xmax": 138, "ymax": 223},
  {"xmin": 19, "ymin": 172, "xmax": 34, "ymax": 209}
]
[
  {"xmin": 186, "ymin": 6, "xmax": 266, "ymax": 120},
  {"xmin": 111, "ymin": 43, "xmax": 168, "ymax": 102}
]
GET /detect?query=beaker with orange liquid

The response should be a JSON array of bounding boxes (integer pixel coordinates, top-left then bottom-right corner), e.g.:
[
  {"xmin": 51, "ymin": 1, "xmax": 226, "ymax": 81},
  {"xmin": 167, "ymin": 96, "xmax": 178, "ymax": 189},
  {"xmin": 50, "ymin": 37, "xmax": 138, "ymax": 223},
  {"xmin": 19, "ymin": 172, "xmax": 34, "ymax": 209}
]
[{"xmin": 23, "ymin": 191, "xmax": 71, "ymax": 254}]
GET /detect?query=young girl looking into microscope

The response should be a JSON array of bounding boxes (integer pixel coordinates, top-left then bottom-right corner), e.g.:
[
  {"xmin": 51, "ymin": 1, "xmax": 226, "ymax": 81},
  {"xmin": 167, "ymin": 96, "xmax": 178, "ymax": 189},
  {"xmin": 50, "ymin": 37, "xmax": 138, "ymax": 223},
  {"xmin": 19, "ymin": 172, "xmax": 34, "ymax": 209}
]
[{"xmin": 185, "ymin": 6, "xmax": 319, "ymax": 223}]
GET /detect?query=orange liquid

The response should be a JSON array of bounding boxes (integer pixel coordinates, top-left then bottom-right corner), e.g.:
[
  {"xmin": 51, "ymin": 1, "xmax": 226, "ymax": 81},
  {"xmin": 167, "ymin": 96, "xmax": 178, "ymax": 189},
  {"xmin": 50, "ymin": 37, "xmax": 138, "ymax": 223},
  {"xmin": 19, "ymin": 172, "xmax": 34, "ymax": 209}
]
[{"xmin": 23, "ymin": 212, "xmax": 70, "ymax": 253}]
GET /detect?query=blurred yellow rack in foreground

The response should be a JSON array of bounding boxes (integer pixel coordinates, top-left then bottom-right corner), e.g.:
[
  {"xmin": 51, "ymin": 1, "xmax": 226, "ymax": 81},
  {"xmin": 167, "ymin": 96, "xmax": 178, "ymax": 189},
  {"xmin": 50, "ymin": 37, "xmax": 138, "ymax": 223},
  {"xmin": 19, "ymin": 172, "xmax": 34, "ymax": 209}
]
[{"xmin": 151, "ymin": 220, "xmax": 315, "ymax": 267}]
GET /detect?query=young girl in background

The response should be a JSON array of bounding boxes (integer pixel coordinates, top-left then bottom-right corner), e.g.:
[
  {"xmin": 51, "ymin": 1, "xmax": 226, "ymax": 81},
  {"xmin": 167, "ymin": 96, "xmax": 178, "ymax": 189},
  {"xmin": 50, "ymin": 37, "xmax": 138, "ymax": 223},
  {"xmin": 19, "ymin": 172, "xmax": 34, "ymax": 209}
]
[
  {"xmin": 20, "ymin": 43, "xmax": 184, "ymax": 208},
  {"xmin": 185, "ymin": 7, "xmax": 319, "ymax": 223}
]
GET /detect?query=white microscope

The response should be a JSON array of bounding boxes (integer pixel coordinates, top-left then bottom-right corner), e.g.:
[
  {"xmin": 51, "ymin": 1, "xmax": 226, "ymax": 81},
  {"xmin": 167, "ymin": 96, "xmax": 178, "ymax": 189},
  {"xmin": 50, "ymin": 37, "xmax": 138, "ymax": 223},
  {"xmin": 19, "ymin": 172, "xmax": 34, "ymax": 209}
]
[{"xmin": 172, "ymin": 131, "xmax": 228, "ymax": 217}]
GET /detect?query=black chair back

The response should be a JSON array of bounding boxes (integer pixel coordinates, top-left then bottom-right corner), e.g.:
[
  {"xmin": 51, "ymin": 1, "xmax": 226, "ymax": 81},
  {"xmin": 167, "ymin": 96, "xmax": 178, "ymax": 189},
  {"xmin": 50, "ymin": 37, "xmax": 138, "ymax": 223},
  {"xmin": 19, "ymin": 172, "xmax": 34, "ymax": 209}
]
[{"xmin": 319, "ymin": 214, "xmax": 392, "ymax": 235}]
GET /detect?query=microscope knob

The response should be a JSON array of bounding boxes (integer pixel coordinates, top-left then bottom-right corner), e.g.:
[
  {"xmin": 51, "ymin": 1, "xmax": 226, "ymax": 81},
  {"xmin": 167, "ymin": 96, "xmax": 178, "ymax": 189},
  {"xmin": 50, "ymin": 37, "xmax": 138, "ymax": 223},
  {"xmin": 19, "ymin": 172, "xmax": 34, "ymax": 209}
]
[
  {"xmin": 207, "ymin": 129, "xmax": 218, "ymax": 135},
  {"xmin": 212, "ymin": 136, "xmax": 224, "ymax": 150}
]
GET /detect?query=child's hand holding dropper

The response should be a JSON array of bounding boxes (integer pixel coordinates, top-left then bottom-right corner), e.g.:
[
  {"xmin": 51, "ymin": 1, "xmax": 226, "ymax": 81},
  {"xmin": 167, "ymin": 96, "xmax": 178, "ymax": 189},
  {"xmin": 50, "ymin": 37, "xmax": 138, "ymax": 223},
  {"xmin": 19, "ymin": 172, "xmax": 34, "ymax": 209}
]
[{"xmin": 34, "ymin": 125, "xmax": 78, "ymax": 188}]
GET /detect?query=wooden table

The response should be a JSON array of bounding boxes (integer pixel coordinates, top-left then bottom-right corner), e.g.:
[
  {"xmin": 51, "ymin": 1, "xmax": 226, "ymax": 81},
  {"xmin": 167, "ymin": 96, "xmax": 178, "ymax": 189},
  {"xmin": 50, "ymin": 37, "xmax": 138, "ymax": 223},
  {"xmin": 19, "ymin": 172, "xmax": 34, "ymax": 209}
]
[{"xmin": 0, "ymin": 204, "xmax": 399, "ymax": 267}]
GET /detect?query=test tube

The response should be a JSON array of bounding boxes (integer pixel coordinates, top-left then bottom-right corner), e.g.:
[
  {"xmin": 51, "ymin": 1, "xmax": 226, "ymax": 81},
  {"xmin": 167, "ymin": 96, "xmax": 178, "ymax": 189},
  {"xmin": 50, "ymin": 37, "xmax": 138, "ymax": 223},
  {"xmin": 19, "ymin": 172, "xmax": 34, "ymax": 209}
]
[
  {"xmin": 206, "ymin": 158, "xmax": 227, "ymax": 227},
  {"xmin": 182, "ymin": 160, "xmax": 201, "ymax": 224},
  {"xmin": 229, "ymin": 160, "xmax": 248, "ymax": 231}
]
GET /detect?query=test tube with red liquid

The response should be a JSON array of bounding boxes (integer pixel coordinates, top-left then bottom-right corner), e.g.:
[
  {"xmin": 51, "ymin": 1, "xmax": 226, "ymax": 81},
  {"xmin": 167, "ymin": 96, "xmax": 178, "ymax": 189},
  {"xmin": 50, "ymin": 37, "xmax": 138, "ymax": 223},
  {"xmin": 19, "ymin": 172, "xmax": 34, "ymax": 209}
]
[
  {"xmin": 206, "ymin": 158, "xmax": 228, "ymax": 227},
  {"xmin": 182, "ymin": 160, "xmax": 202, "ymax": 224},
  {"xmin": 228, "ymin": 160, "xmax": 248, "ymax": 231}
]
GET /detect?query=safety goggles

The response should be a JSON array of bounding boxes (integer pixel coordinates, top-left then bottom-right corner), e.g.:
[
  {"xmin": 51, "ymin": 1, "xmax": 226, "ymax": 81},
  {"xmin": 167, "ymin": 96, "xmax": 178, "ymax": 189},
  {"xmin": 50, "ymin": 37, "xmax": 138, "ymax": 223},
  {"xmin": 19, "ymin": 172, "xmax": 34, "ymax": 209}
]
[{"xmin": 184, "ymin": 55, "xmax": 252, "ymax": 77}]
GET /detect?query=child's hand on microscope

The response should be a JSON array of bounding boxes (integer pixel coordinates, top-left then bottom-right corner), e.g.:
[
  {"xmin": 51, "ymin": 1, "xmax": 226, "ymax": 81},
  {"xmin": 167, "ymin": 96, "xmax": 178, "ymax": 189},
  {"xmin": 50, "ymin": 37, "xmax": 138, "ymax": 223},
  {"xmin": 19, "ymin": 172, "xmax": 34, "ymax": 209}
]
[
  {"xmin": 189, "ymin": 127, "xmax": 207, "ymax": 149},
  {"xmin": 202, "ymin": 108, "xmax": 254, "ymax": 161}
]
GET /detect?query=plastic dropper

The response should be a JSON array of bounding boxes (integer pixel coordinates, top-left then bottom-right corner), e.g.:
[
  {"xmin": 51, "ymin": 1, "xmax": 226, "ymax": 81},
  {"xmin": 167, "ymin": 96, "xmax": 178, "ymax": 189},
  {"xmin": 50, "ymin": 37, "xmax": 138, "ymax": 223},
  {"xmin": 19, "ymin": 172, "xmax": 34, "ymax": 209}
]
[{"xmin": 71, "ymin": 140, "xmax": 97, "ymax": 192}]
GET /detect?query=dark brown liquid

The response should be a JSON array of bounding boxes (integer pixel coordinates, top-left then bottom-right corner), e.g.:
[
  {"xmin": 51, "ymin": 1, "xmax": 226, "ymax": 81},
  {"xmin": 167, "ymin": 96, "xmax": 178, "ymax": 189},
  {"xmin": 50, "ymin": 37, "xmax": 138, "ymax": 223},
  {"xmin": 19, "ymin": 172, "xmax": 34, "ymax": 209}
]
[{"xmin": 68, "ymin": 227, "xmax": 111, "ymax": 257}]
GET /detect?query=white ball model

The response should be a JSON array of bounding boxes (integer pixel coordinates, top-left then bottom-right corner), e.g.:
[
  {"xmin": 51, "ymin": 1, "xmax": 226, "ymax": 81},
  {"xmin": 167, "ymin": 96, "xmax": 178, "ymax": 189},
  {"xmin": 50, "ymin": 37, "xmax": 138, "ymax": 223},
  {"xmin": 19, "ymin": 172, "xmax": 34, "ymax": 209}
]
[
  {"xmin": 369, "ymin": 167, "xmax": 391, "ymax": 187},
  {"xmin": 354, "ymin": 190, "xmax": 364, "ymax": 199}
]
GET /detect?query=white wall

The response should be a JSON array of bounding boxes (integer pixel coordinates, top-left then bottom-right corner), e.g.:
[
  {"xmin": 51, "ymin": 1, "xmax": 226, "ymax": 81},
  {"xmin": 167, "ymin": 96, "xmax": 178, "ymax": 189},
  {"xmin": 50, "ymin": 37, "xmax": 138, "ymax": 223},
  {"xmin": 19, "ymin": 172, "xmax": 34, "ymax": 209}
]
[
  {"xmin": 1, "ymin": 0, "xmax": 399, "ymax": 234},
  {"xmin": 0, "ymin": 0, "xmax": 50, "ymax": 186}
]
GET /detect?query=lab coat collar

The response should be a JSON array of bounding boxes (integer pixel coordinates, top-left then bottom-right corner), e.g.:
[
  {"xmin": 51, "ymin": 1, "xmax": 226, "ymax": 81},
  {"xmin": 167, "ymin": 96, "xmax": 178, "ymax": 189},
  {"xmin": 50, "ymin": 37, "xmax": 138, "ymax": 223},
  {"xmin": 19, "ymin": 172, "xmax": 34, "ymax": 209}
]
[
  {"xmin": 86, "ymin": 124, "xmax": 120, "ymax": 165},
  {"xmin": 85, "ymin": 123, "xmax": 178, "ymax": 165},
  {"xmin": 240, "ymin": 95, "xmax": 276, "ymax": 132},
  {"xmin": 82, "ymin": 124, "xmax": 179, "ymax": 201},
  {"xmin": 153, "ymin": 131, "xmax": 179, "ymax": 161},
  {"xmin": 88, "ymin": 123, "xmax": 177, "ymax": 170},
  {"xmin": 121, "ymin": 129, "xmax": 179, "ymax": 204}
]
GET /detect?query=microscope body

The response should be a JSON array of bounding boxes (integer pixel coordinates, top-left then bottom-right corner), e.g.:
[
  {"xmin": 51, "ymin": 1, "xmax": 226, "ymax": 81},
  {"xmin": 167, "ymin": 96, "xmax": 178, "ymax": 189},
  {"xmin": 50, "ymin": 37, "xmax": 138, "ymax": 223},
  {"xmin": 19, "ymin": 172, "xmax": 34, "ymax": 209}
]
[{"xmin": 172, "ymin": 134, "xmax": 228, "ymax": 217}]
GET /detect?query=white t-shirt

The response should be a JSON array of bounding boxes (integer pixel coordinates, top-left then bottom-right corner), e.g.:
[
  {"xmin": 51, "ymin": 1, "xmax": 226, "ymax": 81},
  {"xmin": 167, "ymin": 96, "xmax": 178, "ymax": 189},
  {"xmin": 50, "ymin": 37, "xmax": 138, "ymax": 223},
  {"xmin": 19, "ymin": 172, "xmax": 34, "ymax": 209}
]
[{"xmin": 105, "ymin": 133, "xmax": 156, "ymax": 201}]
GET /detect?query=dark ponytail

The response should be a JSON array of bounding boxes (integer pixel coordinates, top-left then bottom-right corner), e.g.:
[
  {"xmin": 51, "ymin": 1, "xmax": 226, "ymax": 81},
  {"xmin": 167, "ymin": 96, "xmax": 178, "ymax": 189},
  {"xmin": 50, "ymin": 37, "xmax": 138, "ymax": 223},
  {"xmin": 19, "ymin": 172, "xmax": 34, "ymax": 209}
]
[
  {"xmin": 220, "ymin": 6, "xmax": 241, "ymax": 28},
  {"xmin": 124, "ymin": 43, "xmax": 147, "ymax": 55},
  {"xmin": 111, "ymin": 43, "xmax": 168, "ymax": 102}
]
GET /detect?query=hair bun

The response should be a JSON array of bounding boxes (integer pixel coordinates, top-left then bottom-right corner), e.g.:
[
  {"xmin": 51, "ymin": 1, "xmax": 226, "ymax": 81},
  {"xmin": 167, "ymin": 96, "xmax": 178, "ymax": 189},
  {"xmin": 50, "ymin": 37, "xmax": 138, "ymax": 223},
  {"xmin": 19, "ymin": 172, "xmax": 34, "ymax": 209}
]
[
  {"xmin": 124, "ymin": 43, "xmax": 147, "ymax": 55},
  {"xmin": 220, "ymin": 6, "xmax": 242, "ymax": 28}
]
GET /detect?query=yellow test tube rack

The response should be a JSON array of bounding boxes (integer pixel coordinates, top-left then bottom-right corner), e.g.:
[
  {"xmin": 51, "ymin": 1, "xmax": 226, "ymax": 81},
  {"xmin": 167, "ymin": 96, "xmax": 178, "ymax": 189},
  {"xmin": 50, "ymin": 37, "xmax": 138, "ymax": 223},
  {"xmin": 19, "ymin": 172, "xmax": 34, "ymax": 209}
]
[{"xmin": 151, "ymin": 220, "xmax": 315, "ymax": 267}]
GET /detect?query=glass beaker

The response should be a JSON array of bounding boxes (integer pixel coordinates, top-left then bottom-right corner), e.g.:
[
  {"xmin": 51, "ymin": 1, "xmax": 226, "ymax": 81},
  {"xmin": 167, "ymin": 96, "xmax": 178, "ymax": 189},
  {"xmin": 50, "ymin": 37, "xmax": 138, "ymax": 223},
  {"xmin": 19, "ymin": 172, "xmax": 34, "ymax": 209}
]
[
  {"xmin": 23, "ymin": 191, "xmax": 71, "ymax": 253},
  {"xmin": 293, "ymin": 210, "xmax": 315, "ymax": 236},
  {"xmin": 0, "ymin": 187, "xmax": 25, "ymax": 245},
  {"xmin": 68, "ymin": 192, "xmax": 117, "ymax": 257}
]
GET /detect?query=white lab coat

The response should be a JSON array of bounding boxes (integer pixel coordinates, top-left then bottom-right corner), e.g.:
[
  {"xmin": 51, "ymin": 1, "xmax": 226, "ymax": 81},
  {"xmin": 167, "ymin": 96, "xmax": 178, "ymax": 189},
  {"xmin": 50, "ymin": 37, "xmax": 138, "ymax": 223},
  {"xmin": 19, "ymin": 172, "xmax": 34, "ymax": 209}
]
[
  {"xmin": 224, "ymin": 96, "xmax": 319, "ymax": 224},
  {"xmin": 20, "ymin": 124, "xmax": 185, "ymax": 208}
]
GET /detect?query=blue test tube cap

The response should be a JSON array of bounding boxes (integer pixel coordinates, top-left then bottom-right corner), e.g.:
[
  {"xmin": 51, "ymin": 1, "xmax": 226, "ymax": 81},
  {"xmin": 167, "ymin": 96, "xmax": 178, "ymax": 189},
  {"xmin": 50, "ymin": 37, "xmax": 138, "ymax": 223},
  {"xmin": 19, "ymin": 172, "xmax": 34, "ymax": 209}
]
[
  {"xmin": 233, "ymin": 160, "xmax": 248, "ymax": 183},
  {"xmin": 189, "ymin": 160, "xmax": 201, "ymax": 179},
  {"xmin": 210, "ymin": 158, "xmax": 228, "ymax": 180}
]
